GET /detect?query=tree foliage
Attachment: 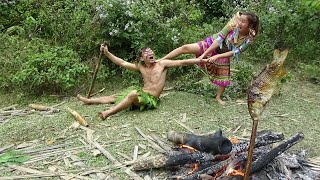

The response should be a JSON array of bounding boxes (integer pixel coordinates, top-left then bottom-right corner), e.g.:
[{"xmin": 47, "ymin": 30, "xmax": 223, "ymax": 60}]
[{"xmin": 0, "ymin": 0, "xmax": 319, "ymax": 95}]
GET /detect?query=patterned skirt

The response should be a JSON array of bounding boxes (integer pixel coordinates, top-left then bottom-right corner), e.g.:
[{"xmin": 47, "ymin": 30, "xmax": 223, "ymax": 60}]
[{"xmin": 196, "ymin": 36, "xmax": 230, "ymax": 86}]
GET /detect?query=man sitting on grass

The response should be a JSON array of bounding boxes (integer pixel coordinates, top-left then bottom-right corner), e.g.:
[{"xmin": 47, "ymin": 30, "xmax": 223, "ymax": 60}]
[{"xmin": 77, "ymin": 44, "xmax": 208, "ymax": 120}]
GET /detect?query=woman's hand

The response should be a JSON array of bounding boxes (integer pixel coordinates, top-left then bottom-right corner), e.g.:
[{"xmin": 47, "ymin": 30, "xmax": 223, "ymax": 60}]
[
  {"xmin": 198, "ymin": 54, "xmax": 206, "ymax": 60},
  {"xmin": 208, "ymin": 55, "xmax": 219, "ymax": 63}
]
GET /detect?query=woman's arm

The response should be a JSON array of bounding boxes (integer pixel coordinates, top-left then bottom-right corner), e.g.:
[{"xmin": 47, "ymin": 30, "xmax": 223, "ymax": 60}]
[
  {"xmin": 101, "ymin": 44, "xmax": 139, "ymax": 71},
  {"xmin": 208, "ymin": 51, "xmax": 234, "ymax": 62},
  {"xmin": 198, "ymin": 40, "xmax": 219, "ymax": 59},
  {"xmin": 159, "ymin": 58, "xmax": 207, "ymax": 68}
]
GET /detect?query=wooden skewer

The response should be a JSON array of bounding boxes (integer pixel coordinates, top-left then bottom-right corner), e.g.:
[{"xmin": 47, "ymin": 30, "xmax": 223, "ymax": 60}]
[{"xmin": 244, "ymin": 119, "xmax": 259, "ymax": 180}]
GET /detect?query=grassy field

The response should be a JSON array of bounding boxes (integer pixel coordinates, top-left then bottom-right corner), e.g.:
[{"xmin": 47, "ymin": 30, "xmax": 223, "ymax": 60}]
[{"xmin": 0, "ymin": 78, "xmax": 319, "ymax": 178}]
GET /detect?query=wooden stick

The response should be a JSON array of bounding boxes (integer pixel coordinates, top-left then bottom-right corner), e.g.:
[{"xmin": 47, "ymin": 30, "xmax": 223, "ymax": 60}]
[
  {"xmin": 87, "ymin": 50, "xmax": 104, "ymax": 98},
  {"xmin": 66, "ymin": 106, "xmax": 88, "ymax": 126},
  {"xmin": 135, "ymin": 127, "xmax": 166, "ymax": 153},
  {"xmin": 244, "ymin": 120, "xmax": 259, "ymax": 180},
  {"xmin": 89, "ymin": 88, "xmax": 105, "ymax": 97}
]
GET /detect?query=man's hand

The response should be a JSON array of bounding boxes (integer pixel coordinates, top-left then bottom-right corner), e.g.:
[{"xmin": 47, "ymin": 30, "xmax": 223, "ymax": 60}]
[{"xmin": 100, "ymin": 44, "xmax": 108, "ymax": 53}]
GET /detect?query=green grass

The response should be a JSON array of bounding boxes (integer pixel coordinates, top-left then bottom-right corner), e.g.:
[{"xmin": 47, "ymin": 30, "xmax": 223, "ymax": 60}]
[{"xmin": 0, "ymin": 78, "xmax": 319, "ymax": 178}]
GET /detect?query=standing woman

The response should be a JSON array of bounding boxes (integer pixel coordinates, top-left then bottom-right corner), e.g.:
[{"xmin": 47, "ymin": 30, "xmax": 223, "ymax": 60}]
[{"xmin": 162, "ymin": 12, "xmax": 259, "ymax": 105}]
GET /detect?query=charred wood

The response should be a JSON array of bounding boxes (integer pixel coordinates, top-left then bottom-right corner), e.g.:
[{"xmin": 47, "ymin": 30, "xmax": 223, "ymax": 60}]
[
  {"xmin": 249, "ymin": 133, "xmax": 304, "ymax": 174},
  {"xmin": 133, "ymin": 132, "xmax": 284, "ymax": 171},
  {"xmin": 182, "ymin": 155, "xmax": 247, "ymax": 180},
  {"xmin": 231, "ymin": 131, "xmax": 284, "ymax": 154},
  {"xmin": 167, "ymin": 129, "xmax": 232, "ymax": 155}
]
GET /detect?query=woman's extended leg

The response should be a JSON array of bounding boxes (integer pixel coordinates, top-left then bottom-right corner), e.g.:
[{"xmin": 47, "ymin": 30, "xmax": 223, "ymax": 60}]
[
  {"xmin": 98, "ymin": 90, "xmax": 140, "ymax": 120},
  {"xmin": 162, "ymin": 43, "xmax": 201, "ymax": 59},
  {"xmin": 77, "ymin": 94, "xmax": 116, "ymax": 105},
  {"xmin": 216, "ymin": 86, "xmax": 226, "ymax": 106}
]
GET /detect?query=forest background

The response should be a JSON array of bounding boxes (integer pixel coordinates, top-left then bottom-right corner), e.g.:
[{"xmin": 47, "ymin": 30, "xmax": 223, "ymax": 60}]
[{"xmin": 0, "ymin": 0, "xmax": 319, "ymax": 97}]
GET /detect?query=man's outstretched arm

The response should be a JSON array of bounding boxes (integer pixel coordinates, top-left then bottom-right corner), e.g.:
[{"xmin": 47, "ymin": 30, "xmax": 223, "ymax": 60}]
[
  {"xmin": 101, "ymin": 44, "xmax": 139, "ymax": 71},
  {"xmin": 159, "ymin": 58, "xmax": 208, "ymax": 68}
]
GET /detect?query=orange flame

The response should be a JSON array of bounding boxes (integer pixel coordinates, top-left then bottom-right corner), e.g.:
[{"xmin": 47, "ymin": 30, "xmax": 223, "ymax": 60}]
[
  {"xmin": 227, "ymin": 169, "xmax": 244, "ymax": 176},
  {"xmin": 179, "ymin": 144, "xmax": 198, "ymax": 152},
  {"xmin": 187, "ymin": 163, "xmax": 199, "ymax": 175}
]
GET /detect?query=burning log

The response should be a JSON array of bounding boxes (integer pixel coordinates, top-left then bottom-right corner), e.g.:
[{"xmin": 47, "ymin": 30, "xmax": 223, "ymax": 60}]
[
  {"xmin": 231, "ymin": 131, "xmax": 284, "ymax": 154},
  {"xmin": 249, "ymin": 132, "xmax": 304, "ymax": 174},
  {"xmin": 132, "ymin": 152, "xmax": 217, "ymax": 171},
  {"xmin": 181, "ymin": 155, "xmax": 247, "ymax": 180},
  {"xmin": 132, "ymin": 131, "xmax": 284, "ymax": 171},
  {"xmin": 167, "ymin": 129, "xmax": 232, "ymax": 155}
]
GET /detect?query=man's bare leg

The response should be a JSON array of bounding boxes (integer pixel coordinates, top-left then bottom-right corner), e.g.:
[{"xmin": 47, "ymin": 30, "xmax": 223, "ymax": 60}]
[
  {"xmin": 77, "ymin": 94, "xmax": 116, "ymax": 105},
  {"xmin": 162, "ymin": 43, "xmax": 200, "ymax": 59},
  {"xmin": 216, "ymin": 86, "xmax": 226, "ymax": 106},
  {"xmin": 98, "ymin": 90, "xmax": 140, "ymax": 120}
]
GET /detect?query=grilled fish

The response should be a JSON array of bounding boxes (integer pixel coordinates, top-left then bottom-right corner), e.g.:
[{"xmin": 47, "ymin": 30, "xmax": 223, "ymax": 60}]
[{"xmin": 247, "ymin": 49, "xmax": 288, "ymax": 121}]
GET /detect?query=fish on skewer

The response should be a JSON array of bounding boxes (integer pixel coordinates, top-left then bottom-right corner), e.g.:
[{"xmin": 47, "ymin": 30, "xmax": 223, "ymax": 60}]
[{"xmin": 244, "ymin": 49, "xmax": 289, "ymax": 180}]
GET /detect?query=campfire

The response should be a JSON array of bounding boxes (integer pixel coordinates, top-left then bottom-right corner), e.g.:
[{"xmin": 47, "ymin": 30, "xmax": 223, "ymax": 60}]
[{"xmin": 132, "ymin": 129, "xmax": 319, "ymax": 179}]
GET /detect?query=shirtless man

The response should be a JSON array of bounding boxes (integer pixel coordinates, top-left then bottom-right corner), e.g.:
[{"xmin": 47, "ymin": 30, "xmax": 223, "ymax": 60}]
[{"xmin": 77, "ymin": 44, "xmax": 207, "ymax": 120}]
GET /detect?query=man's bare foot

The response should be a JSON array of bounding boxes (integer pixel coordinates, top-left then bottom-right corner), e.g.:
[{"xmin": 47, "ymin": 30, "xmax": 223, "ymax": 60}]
[
  {"xmin": 76, "ymin": 94, "xmax": 92, "ymax": 105},
  {"xmin": 216, "ymin": 97, "xmax": 226, "ymax": 106},
  {"xmin": 98, "ymin": 111, "xmax": 109, "ymax": 120}
]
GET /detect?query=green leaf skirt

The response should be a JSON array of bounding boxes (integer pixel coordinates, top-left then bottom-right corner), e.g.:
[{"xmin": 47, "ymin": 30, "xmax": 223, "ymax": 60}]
[{"xmin": 115, "ymin": 86, "xmax": 160, "ymax": 111}]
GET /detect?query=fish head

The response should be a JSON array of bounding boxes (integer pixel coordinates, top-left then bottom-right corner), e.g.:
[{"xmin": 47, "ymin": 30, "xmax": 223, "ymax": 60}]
[{"xmin": 270, "ymin": 48, "xmax": 289, "ymax": 69}]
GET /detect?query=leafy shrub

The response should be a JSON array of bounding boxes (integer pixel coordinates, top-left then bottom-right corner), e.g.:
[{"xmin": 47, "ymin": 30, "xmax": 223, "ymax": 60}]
[
  {"xmin": 0, "ymin": 34, "xmax": 48, "ymax": 90},
  {"xmin": 12, "ymin": 46, "xmax": 88, "ymax": 94},
  {"xmin": 296, "ymin": 62, "xmax": 320, "ymax": 84},
  {"xmin": 227, "ymin": 63, "xmax": 254, "ymax": 97}
]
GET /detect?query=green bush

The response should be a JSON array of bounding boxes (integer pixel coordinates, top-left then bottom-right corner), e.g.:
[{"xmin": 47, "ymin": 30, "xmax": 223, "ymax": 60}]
[
  {"xmin": 0, "ymin": 34, "xmax": 48, "ymax": 90},
  {"xmin": 12, "ymin": 46, "xmax": 88, "ymax": 94}
]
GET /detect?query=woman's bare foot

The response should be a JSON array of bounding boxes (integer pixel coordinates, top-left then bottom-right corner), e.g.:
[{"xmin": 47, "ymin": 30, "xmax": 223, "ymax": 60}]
[
  {"xmin": 216, "ymin": 97, "xmax": 226, "ymax": 106},
  {"xmin": 76, "ymin": 94, "xmax": 92, "ymax": 105}
]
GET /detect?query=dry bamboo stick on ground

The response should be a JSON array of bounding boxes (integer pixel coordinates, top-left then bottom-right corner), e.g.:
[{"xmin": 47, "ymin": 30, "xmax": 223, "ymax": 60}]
[
  {"xmin": 0, "ymin": 110, "xmax": 25, "ymax": 116},
  {"xmin": 117, "ymin": 152, "xmax": 132, "ymax": 161},
  {"xmin": 91, "ymin": 141, "xmax": 143, "ymax": 180},
  {"xmin": 24, "ymin": 146, "xmax": 86, "ymax": 164},
  {"xmin": 0, "ymin": 144, "xmax": 14, "ymax": 153},
  {"xmin": 51, "ymin": 101, "xmax": 67, "ymax": 108},
  {"xmin": 9, "ymin": 165, "xmax": 47, "ymax": 175},
  {"xmin": 0, "ymin": 104, "xmax": 18, "ymax": 111},
  {"xmin": 23, "ymin": 142, "xmax": 72, "ymax": 154},
  {"xmin": 133, "ymin": 145, "xmax": 139, "ymax": 161},
  {"xmin": 135, "ymin": 127, "xmax": 166, "ymax": 153},
  {"xmin": 66, "ymin": 106, "xmax": 88, "ymax": 126},
  {"xmin": 173, "ymin": 119, "xmax": 194, "ymax": 133},
  {"xmin": 91, "ymin": 141, "xmax": 120, "ymax": 165},
  {"xmin": 150, "ymin": 134, "xmax": 172, "ymax": 152}
]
